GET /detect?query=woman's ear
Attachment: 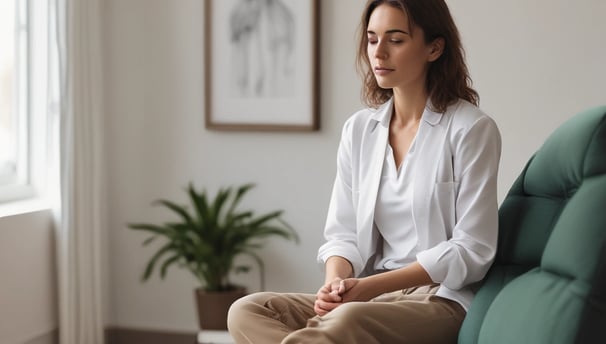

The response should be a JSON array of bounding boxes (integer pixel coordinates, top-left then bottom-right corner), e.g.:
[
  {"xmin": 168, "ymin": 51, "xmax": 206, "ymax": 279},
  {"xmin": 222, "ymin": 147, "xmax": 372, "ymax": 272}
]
[{"xmin": 427, "ymin": 37, "xmax": 445, "ymax": 62}]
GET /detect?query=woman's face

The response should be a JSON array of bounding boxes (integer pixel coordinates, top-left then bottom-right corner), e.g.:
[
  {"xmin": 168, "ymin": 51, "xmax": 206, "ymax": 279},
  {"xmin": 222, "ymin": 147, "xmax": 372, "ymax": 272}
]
[{"xmin": 366, "ymin": 4, "xmax": 439, "ymax": 94}]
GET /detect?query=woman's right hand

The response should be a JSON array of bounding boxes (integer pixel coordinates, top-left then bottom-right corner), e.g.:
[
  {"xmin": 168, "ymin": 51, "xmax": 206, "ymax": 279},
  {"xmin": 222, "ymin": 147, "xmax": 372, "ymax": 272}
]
[{"xmin": 314, "ymin": 278, "xmax": 344, "ymax": 316}]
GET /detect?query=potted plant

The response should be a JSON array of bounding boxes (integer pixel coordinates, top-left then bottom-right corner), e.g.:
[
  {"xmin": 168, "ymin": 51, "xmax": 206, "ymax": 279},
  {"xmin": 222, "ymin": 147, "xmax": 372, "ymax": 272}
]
[{"xmin": 128, "ymin": 183, "xmax": 298, "ymax": 330}]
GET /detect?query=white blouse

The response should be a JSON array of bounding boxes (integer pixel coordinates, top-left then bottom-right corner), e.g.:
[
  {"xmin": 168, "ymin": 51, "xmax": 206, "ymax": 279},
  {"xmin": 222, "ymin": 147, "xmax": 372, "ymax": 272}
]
[
  {"xmin": 317, "ymin": 98, "xmax": 501, "ymax": 309},
  {"xmin": 373, "ymin": 143, "xmax": 418, "ymax": 270}
]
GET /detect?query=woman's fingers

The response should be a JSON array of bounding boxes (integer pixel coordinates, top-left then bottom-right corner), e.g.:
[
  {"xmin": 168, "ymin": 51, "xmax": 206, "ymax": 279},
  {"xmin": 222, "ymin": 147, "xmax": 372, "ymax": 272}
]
[
  {"xmin": 314, "ymin": 282, "xmax": 344, "ymax": 316},
  {"xmin": 313, "ymin": 298, "xmax": 341, "ymax": 316}
]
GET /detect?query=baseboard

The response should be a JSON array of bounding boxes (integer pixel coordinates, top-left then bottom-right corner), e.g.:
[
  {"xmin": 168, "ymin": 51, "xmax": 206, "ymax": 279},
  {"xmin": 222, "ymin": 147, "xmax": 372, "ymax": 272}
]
[
  {"xmin": 25, "ymin": 329, "xmax": 58, "ymax": 344},
  {"xmin": 23, "ymin": 326, "xmax": 197, "ymax": 344},
  {"xmin": 105, "ymin": 327, "xmax": 196, "ymax": 344}
]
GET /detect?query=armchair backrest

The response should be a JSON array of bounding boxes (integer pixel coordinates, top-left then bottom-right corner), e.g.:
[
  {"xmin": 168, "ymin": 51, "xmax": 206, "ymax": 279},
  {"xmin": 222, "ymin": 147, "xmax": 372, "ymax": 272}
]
[{"xmin": 459, "ymin": 106, "xmax": 606, "ymax": 344}]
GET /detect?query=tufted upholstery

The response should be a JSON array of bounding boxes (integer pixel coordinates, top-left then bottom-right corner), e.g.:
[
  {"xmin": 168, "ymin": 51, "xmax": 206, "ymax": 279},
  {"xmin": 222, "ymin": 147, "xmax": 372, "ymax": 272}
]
[{"xmin": 459, "ymin": 106, "xmax": 606, "ymax": 344}]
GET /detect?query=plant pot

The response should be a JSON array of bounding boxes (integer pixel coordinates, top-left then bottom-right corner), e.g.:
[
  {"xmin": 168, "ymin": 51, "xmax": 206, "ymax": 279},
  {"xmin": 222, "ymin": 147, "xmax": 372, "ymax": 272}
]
[{"xmin": 195, "ymin": 287, "xmax": 247, "ymax": 330}]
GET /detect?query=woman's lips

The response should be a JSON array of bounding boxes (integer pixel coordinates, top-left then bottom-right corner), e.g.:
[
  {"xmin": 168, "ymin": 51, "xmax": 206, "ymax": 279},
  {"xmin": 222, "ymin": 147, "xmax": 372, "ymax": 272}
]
[{"xmin": 374, "ymin": 67, "xmax": 394, "ymax": 76}]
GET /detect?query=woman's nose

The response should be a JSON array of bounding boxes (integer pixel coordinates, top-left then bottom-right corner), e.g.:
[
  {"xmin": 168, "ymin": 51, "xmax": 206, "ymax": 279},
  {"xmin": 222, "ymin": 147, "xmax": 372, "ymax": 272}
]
[{"xmin": 374, "ymin": 41, "xmax": 388, "ymax": 59}]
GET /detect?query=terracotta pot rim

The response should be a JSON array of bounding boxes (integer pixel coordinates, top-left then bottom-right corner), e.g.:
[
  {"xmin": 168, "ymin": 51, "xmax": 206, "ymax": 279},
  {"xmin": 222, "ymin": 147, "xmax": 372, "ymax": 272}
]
[{"xmin": 195, "ymin": 286, "xmax": 247, "ymax": 294}]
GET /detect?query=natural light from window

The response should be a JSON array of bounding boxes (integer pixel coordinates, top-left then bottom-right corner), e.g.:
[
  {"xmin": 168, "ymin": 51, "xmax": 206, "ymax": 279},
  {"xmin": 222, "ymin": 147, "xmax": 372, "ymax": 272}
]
[
  {"xmin": 0, "ymin": 0, "xmax": 33, "ymax": 205},
  {"xmin": 0, "ymin": 0, "xmax": 18, "ymax": 186}
]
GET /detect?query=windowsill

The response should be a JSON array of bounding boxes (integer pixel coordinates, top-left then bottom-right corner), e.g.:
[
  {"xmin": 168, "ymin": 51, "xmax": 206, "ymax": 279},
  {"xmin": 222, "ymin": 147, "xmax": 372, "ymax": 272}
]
[{"xmin": 0, "ymin": 197, "xmax": 52, "ymax": 219}]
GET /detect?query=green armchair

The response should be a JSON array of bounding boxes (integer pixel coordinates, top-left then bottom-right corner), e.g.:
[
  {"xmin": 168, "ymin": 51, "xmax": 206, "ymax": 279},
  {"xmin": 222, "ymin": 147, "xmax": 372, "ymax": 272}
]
[{"xmin": 459, "ymin": 106, "xmax": 606, "ymax": 344}]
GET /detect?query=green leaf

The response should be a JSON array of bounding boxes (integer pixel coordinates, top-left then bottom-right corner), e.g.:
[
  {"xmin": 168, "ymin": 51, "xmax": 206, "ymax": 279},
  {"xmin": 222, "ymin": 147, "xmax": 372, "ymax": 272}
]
[
  {"xmin": 153, "ymin": 199, "xmax": 194, "ymax": 226},
  {"xmin": 142, "ymin": 243, "xmax": 174, "ymax": 281},
  {"xmin": 160, "ymin": 254, "xmax": 182, "ymax": 279},
  {"xmin": 187, "ymin": 183, "xmax": 209, "ymax": 228},
  {"xmin": 224, "ymin": 211, "xmax": 254, "ymax": 229},
  {"xmin": 226, "ymin": 184, "xmax": 255, "ymax": 219},
  {"xmin": 248, "ymin": 210, "xmax": 284, "ymax": 228},
  {"xmin": 252, "ymin": 225, "xmax": 298, "ymax": 241},
  {"xmin": 142, "ymin": 236, "xmax": 157, "ymax": 246},
  {"xmin": 210, "ymin": 187, "xmax": 232, "ymax": 226},
  {"xmin": 128, "ymin": 223, "xmax": 173, "ymax": 237}
]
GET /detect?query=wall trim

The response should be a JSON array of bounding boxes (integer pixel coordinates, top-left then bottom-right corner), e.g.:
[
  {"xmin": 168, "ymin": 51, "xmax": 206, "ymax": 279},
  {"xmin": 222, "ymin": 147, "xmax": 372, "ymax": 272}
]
[{"xmin": 105, "ymin": 326, "xmax": 196, "ymax": 344}]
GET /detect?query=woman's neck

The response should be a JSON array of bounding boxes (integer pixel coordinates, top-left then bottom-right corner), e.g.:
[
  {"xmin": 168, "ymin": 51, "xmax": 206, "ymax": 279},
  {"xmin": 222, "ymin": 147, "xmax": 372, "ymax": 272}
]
[{"xmin": 391, "ymin": 87, "xmax": 428, "ymax": 127}]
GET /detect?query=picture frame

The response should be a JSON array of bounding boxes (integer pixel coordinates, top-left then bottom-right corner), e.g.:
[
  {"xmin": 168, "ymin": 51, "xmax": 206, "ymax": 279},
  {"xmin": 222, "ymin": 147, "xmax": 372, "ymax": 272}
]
[{"xmin": 204, "ymin": 0, "xmax": 320, "ymax": 131}]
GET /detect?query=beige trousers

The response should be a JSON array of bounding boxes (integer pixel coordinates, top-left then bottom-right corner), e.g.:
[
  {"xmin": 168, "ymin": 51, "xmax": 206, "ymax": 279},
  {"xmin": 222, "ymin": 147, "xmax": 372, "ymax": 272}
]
[{"xmin": 227, "ymin": 284, "xmax": 465, "ymax": 344}]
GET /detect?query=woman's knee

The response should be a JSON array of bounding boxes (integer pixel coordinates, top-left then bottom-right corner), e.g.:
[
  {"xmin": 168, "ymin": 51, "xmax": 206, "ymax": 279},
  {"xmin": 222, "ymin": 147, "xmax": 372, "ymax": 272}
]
[
  {"xmin": 282, "ymin": 304, "xmax": 370, "ymax": 344},
  {"xmin": 325, "ymin": 302, "xmax": 369, "ymax": 325},
  {"xmin": 227, "ymin": 292, "xmax": 274, "ymax": 329},
  {"xmin": 302, "ymin": 302, "xmax": 370, "ymax": 334}
]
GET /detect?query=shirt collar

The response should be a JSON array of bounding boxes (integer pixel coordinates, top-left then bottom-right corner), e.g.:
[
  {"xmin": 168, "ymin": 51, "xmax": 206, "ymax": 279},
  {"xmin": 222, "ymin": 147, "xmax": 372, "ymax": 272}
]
[
  {"xmin": 370, "ymin": 97, "xmax": 444, "ymax": 128},
  {"xmin": 370, "ymin": 98, "xmax": 394, "ymax": 128}
]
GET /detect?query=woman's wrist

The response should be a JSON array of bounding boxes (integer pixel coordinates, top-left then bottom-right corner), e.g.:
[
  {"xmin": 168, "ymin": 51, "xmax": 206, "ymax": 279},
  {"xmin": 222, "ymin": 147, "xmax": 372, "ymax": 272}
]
[
  {"xmin": 362, "ymin": 262, "xmax": 433, "ymax": 296},
  {"xmin": 324, "ymin": 256, "xmax": 354, "ymax": 283},
  {"xmin": 357, "ymin": 276, "xmax": 386, "ymax": 300}
]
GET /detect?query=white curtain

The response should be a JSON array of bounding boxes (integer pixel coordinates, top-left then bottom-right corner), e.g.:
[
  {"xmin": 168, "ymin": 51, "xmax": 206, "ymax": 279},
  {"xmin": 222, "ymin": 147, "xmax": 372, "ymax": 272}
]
[{"xmin": 50, "ymin": 0, "xmax": 105, "ymax": 343}]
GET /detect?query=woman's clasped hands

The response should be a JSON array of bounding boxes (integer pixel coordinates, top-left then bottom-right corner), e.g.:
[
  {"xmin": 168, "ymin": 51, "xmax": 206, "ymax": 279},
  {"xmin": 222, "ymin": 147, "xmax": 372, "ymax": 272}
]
[{"xmin": 313, "ymin": 277, "xmax": 371, "ymax": 316}]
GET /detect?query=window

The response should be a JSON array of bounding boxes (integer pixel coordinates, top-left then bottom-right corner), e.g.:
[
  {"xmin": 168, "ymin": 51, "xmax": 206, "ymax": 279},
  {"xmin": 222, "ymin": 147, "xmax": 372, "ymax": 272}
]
[
  {"xmin": 0, "ymin": 0, "xmax": 30, "ymax": 203},
  {"xmin": 0, "ymin": 0, "xmax": 50, "ymax": 204}
]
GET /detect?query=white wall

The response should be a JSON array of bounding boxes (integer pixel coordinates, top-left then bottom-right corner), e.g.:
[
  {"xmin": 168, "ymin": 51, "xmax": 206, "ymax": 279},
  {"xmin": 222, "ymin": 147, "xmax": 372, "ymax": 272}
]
[
  {"xmin": 0, "ymin": 209, "xmax": 56, "ymax": 343},
  {"xmin": 102, "ymin": 0, "xmax": 606, "ymax": 333},
  {"xmin": 451, "ymin": 0, "xmax": 606, "ymax": 194}
]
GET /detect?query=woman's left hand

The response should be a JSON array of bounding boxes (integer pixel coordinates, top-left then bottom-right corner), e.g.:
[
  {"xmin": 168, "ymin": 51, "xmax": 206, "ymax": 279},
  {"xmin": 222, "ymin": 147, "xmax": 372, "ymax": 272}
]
[{"xmin": 338, "ymin": 278, "xmax": 375, "ymax": 303}]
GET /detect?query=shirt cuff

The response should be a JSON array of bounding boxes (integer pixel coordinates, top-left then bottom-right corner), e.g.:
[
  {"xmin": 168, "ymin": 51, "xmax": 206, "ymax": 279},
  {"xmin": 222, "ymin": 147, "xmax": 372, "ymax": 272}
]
[{"xmin": 317, "ymin": 246, "xmax": 364, "ymax": 277}]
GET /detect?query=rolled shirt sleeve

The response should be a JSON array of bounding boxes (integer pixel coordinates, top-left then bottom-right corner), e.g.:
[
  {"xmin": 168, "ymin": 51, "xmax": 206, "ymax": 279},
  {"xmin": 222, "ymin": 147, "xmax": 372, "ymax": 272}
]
[{"xmin": 317, "ymin": 117, "xmax": 366, "ymax": 276}]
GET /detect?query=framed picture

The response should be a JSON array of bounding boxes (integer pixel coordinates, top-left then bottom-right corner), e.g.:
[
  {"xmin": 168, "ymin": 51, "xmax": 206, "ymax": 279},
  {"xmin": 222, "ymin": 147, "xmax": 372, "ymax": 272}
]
[{"xmin": 204, "ymin": 0, "xmax": 320, "ymax": 131}]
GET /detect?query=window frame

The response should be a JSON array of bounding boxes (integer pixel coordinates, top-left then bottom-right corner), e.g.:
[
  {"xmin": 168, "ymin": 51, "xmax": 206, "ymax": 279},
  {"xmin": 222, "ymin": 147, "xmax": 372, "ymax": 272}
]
[{"xmin": 0, "ymin": 0, "xmax": 50, "ymax": 205}]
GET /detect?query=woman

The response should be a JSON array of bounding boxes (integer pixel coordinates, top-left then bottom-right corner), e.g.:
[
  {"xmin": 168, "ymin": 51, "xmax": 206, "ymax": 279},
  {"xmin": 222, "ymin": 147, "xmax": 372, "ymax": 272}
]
[{"xmin": 228, "ymin": 0, "xmax": 501, "ymax": 342}]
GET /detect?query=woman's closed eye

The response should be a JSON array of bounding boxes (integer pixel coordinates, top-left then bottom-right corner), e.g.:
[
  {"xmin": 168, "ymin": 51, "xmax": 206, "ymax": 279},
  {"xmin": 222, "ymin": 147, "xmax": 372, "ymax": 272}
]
[{"xmin": 367, "ymin": 36, "xmax": 405, "ymax": 45}]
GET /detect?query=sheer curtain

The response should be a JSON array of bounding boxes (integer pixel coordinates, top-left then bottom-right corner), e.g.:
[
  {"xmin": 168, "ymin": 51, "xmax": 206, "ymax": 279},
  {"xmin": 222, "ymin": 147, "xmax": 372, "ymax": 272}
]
[{"xmin": 50, "ymin": 0, "xmax": 105, "ymax": 343}]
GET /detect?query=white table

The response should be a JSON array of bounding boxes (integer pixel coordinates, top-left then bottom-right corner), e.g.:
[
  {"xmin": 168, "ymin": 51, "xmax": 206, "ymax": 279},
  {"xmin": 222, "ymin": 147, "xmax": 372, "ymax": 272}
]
[{"xmin": 197, "ymin": 330, "xmax": 234, "ymax": 344}]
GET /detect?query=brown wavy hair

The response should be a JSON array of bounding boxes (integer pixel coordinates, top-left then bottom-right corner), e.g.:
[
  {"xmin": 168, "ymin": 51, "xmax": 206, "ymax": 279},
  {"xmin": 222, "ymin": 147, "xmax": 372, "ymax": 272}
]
[{"xmin": 356, "ymin": 0, "xmax": 478, "ymax": 112}]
